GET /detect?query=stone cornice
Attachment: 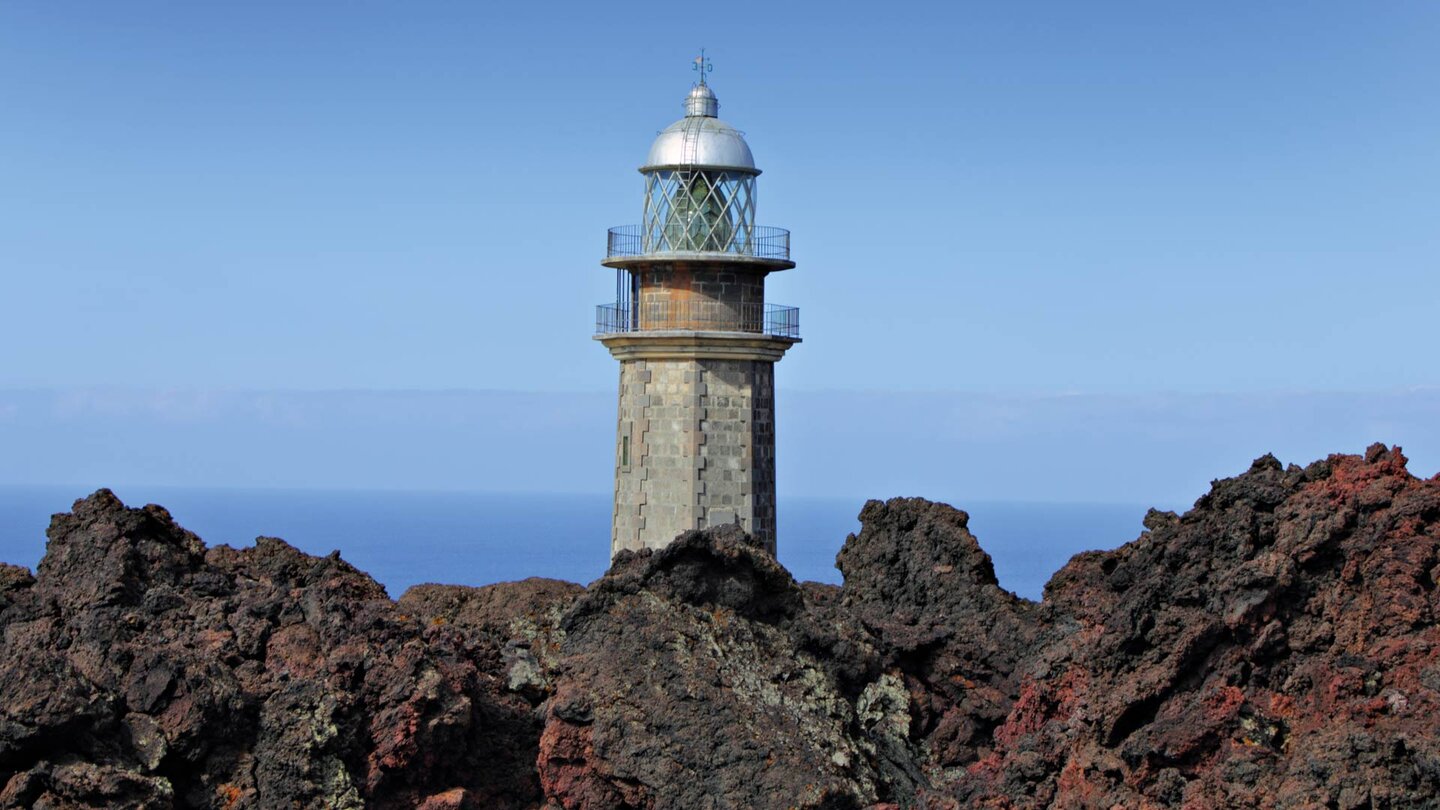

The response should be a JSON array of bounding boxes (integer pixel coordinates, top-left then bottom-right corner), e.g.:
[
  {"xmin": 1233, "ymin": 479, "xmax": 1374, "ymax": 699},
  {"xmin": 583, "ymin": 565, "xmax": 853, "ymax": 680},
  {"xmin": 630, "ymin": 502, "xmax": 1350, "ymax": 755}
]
[{"xmin": 595, "ymin": 331, "xmax": 799, "ymax": 362}]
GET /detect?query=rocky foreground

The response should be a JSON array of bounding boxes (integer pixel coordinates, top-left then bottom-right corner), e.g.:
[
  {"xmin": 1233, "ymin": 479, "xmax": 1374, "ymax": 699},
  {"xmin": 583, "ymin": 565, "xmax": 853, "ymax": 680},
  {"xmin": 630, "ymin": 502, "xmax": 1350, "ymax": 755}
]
[{"xmin": 1, "ymin": 446, "xmax": 1438, "ymax": 809}]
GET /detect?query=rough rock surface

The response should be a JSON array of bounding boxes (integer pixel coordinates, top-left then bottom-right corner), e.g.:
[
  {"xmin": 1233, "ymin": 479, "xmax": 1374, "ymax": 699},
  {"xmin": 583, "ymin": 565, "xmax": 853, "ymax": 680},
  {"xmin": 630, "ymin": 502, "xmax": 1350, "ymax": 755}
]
[
  {"xmin": 1, "ymin": 445, "xmax": 1437, "ymax": 808},
  {"xmin": 947, "ymin": 445, "xmax": 1440, "ymax": 809},
  {"xmin": 0, "ymin": 491, "xmax": 564, "ymax": 809},
  {"xmin": 540, "ymin": 526, "xmax": 891, "ymax": 810}
]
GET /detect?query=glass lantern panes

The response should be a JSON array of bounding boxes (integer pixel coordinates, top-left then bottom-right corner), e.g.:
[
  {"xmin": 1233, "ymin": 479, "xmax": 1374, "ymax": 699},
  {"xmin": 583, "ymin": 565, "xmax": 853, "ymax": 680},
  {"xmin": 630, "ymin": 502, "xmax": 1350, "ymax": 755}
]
[{"xmin": 642, "ymin": 170, "xmax": 756, "ymax": 254}]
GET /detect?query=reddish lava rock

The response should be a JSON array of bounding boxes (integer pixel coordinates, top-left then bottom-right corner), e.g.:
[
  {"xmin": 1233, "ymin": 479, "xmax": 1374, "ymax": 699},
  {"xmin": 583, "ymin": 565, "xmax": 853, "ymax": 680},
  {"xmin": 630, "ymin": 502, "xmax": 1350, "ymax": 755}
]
[
  {"xmin": 0, "ymin": 445, "xmax": 1437, "ymax": 808},
  {"xmin": 950, "ymin": 445, "xmax": 1440, "ymax": 808}
]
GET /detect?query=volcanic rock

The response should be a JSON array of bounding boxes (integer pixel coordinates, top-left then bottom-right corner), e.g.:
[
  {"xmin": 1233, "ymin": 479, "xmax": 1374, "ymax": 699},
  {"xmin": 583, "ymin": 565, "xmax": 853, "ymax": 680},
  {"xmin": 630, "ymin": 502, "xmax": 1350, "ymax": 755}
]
[
  {"xmin": 538, "ymin": 526, "xmax": 896, "ymax": 809},
  {"xmin": 0, "ymin": 445, "xmax": 1437, "ymax": 808},
  {"xmin": 946, "ymin": 446, "xmax": 1440, "ymax": 808},
  {"xmin": 0, "ymin": 490, "xmax": 558, "ymax": 809}
]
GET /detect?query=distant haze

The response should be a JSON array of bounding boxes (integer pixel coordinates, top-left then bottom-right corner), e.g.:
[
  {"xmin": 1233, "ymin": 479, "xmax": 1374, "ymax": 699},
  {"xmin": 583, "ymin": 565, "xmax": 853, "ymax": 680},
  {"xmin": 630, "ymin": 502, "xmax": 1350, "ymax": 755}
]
[{"xmin": 3, "ymin": 387, "xmax": 1436, "ymax": 509}]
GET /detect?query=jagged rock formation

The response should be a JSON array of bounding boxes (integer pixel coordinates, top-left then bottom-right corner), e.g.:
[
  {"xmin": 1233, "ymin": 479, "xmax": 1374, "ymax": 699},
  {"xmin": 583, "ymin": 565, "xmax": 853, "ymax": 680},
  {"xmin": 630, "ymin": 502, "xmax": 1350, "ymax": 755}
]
[
  {"xmin": 0, "ymin": 445, "xmax": 1436, "ymax": 808},
  {"xmin": 0, "ymin": 492, "xmax": 554, "ymax": 808},
  {"xmin": 955, "ymin": 445, "xmax": 1440, "ymax": 809}
]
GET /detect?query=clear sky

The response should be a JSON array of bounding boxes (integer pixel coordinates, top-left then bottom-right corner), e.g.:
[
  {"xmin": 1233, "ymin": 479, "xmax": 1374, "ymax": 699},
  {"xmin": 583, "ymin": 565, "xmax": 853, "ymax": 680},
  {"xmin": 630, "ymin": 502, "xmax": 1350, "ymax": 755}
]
[
  {"xmin": 2, "ymin": 2, "xmax": 1439, "ymax": 512},
  {"xmin": 4, "ymin": 1, "xmax": 1437, "ymax": 395}
]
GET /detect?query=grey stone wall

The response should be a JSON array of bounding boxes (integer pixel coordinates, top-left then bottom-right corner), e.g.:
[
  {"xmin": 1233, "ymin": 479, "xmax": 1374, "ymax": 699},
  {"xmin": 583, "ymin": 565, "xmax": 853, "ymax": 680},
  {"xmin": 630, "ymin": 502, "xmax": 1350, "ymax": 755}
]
[{"xmin": 612, "ymin": 357, "xmax": 777, "ymax": 558}]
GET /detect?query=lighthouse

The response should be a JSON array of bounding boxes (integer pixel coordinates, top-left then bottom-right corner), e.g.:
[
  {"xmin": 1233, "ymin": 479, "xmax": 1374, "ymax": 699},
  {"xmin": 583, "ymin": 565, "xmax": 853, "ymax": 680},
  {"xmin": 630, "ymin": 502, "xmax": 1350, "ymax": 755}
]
[{"xmin": 596, "ymin": 56, "xmax": 799, "ymax": 559}]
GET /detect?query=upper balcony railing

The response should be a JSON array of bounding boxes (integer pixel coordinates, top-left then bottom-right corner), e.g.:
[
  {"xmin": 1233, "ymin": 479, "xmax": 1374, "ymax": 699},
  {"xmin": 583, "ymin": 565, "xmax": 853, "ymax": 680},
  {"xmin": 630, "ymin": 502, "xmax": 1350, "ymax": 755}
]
[
  {"xmin": 606, "ymin": 224, "xmax": 790, "ymax": 262},
  {"xmin": 595, "ymin": 301, "xmax": 800, "ymax": 340}
]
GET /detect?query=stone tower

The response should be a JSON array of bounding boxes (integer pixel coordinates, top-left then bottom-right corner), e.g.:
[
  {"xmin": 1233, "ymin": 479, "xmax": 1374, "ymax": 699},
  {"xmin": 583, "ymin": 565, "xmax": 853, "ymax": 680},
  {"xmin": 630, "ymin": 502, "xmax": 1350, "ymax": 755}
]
[{"xmin": 596, "ymin": 59, "xmax": 799, "ymax": 559}]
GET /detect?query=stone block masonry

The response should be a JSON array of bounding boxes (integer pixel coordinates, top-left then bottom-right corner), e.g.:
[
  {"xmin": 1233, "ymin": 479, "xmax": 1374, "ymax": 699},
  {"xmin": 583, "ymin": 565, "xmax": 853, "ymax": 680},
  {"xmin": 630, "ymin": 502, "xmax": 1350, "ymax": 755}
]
[{"xmin": 612, "ymin": 357, "xmax": 776, "ymax": 557}]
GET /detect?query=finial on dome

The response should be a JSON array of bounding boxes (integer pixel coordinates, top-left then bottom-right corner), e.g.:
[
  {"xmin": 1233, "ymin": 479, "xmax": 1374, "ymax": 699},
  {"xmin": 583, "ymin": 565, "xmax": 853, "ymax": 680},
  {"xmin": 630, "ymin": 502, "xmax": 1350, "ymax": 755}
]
[
  {"xmin": 685, "ymin": 50, "xmax": 719, "ymax": 117},
  {"xmin": 692, "ymin": 49, "xmax": 712, "ymax": 86}
]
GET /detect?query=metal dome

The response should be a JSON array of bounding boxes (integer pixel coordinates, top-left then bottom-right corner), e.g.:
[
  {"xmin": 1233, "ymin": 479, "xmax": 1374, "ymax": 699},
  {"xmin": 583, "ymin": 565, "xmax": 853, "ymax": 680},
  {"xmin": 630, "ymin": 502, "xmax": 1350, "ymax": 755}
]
[{"xmin": 641, "ymin": 85, "xmax": 757, "ymax": 174}]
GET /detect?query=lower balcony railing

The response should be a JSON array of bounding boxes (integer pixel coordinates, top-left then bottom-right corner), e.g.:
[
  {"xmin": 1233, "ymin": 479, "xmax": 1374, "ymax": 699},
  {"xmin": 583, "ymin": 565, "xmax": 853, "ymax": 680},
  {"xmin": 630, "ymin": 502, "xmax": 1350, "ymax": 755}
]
[{"xmin": 595, "ymin": 301, "xmax": 800, "ymax": 339}]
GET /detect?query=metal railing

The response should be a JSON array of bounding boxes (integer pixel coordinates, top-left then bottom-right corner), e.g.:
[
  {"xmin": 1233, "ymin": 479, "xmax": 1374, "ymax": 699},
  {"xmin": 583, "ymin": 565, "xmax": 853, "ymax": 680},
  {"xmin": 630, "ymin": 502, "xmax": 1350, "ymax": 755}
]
[
  {"xmin": 595, "ymin": 301, "xmax": 800, "ymax": 339},
  {"xmin": 606, "ymin": 224, "xmax": 791, "ymax": 261}
]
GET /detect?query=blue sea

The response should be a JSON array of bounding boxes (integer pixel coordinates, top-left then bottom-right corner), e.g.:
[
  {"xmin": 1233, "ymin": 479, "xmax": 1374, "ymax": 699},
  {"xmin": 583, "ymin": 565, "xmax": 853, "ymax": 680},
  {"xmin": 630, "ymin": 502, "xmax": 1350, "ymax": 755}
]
[{"xmin": 0, "ymin": 487, "xmax": 1167, "ymax": 601}]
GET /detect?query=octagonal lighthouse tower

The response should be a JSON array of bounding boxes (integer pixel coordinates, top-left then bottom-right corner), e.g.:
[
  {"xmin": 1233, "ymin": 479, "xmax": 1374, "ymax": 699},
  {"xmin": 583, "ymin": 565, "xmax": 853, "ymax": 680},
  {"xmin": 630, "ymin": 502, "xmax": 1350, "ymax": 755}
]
[{"xmin": 596, "ymin": 59, "xmax": 799, "ymax": 559}]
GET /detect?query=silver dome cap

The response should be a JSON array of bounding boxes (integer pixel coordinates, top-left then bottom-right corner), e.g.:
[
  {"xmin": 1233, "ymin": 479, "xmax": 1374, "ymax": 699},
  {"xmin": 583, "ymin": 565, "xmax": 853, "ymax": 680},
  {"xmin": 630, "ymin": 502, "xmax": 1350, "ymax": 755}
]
[
  {"xmin": 641, "ymin": 84, "xmax": 757, "ymax": 174},
  {"xmin": 684, "ymin": 83, "xmax": 718, "ymax": 117}
]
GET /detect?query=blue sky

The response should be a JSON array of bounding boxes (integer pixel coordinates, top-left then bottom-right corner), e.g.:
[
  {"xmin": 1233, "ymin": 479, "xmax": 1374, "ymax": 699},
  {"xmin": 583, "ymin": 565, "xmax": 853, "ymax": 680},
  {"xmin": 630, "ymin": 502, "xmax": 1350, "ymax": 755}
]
[{"xmin": 2, "ymin": 2, "xmax": 1439, "ymax": 501}]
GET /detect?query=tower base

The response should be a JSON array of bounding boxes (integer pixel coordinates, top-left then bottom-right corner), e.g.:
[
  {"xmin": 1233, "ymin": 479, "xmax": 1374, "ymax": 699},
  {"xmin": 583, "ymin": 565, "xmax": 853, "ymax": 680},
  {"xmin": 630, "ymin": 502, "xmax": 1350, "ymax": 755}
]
[{"xmin": 598, "ymin": 332, "xmax": 797, "ymax": 559}]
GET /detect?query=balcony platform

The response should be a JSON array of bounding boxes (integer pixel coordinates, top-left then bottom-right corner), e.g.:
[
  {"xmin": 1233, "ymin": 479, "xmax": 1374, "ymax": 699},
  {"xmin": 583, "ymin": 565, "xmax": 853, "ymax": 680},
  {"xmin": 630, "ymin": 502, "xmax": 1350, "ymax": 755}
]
[
  {"xmin": 595, "ymin": 302, "xmax": 799, "ymax": 340},
  {"xmin": 601, "ymin": 225, "xmax": 795, "ymax": 271}
]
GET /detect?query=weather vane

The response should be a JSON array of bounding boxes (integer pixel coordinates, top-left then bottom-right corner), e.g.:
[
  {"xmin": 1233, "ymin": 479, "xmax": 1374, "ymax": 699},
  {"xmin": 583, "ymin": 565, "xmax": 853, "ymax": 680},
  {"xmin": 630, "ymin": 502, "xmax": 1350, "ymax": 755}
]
[{"xmin": 693, "ymin": 49, "xmax": 713, "ymax": 85}]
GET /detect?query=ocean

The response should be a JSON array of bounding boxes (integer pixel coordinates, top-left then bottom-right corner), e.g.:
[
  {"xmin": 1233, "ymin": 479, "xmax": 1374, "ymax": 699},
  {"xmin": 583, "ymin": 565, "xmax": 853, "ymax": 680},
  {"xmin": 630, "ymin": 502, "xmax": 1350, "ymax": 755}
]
[{"xmin": 0, "ymin": 486, "xmax": 1166, "ymax": 601}]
